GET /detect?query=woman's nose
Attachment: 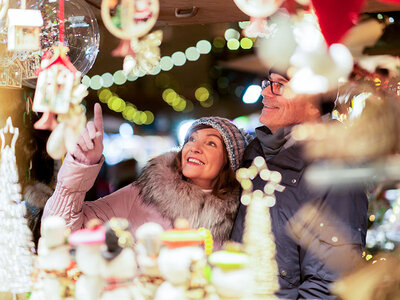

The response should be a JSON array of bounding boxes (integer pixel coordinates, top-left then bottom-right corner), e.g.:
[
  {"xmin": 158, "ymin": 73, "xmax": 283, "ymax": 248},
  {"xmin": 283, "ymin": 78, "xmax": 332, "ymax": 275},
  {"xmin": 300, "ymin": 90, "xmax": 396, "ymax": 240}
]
[{"xmin": 190, "ymin": 141, "xmax": 202, "ymax": 153}]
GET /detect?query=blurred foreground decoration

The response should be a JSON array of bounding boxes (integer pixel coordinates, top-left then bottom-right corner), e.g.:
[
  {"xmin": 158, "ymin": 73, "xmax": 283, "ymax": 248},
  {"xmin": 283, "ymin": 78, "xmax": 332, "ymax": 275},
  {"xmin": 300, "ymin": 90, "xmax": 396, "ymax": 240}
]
[
  {"xmin": 332, "ymin": 254, "xmax": 400, "ymax": 300},
  {"xmin": 0, "ymin": 117, "xmax": 35, "ymax": 295},
  {"xmin": 233, "ymin": 0, "xmax": 284, "ymax": 37},
  {"xmin": 237, "ymin": 156, "xmax": 285, "ymax": 298},
  {"xmin": 288, "ymin": 203, "xmax": 364, "ymax": 277},
  {"xmin": 291, "ymin": 62, "xmax": 400, "ymax": 187},
  {"xmin": 257, "ymin": 11, "xmax": 354, "ymax": 95}
]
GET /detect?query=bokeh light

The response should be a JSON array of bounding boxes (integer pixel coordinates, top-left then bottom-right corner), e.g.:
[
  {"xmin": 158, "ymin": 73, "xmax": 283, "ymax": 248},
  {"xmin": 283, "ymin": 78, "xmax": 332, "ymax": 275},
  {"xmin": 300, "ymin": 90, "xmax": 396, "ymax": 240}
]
[
  {"xmin": 196, "ymin": 40, "xmax": 212, "ymax": 54},
  {"xmin": 89, "ymin": 75, "xmax": 103, "ymax": 90},
  {"xmin": 227, "ymin": 38, "xmax": 240, "ymax": 50},
  {"xmin": 195, "ymin": 87, "xmax": 210, "ymax": 102},
  {"xmin": 171, "ymin": 51, "xmax": 186, "ymax": 66},
  {"xmin": 113, "ymin": 70, "xmax": 127, "ymax": 85},
  {"xmin": 185, "ymin": 47, "xmax": 200, "ymax": 61},
  {"xmin": 224, "ymin": 28, "xmax": 240, "ymax": 41},
  {"xmin": 240, "ymin": 37, "xmax": 253, "ymax": 49},
  {"xmin": 160, "ymin": 56, "xmax": 174, "ymax": 71}
]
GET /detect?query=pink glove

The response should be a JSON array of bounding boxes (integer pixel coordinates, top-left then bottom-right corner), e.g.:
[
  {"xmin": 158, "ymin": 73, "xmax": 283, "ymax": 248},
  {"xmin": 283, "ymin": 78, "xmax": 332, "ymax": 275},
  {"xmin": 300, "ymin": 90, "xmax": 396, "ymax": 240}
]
[{"xmin": 72, "ymin": 103, "xmax": 104, "ymax": 165}]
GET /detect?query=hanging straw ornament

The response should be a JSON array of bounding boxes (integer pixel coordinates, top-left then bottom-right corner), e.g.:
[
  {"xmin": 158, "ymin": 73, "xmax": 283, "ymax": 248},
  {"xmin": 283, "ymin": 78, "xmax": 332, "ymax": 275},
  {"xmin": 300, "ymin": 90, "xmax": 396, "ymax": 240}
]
[
  {"xmin": 233, "ymin": 0, "xmax": 283, "ymax": 37},
  {"xmin": 101, "ymin": 0, "xmax": 162, "ymax": 74},
  {"xmin": 124, "ymin": 29, "xmax": 162, "ymax": 75}
]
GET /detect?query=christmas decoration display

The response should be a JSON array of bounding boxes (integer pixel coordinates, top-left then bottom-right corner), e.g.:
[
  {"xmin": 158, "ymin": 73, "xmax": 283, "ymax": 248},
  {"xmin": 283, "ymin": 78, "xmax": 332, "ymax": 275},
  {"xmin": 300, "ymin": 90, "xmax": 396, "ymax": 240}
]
[
  {"xmin": 100, "ymin": 218, "xmax": 139, "ymax": 300},
  {"xmin": 291, "ymin": 70, "xmax": 400, "ymax": 187},
  {"xmin": 7, "ymin": 0, "xmax": 43, "ymax": 51},
  {"xmin": 332, "ymin": 254, "xmax": 397, "ymax": 300},
  {"xmin": 32, "ymin": 44, "xmax": 87, "ymax": 160},
  {"xmin": 33, "ymin": 215, "xmax": 72, "ymax": 300},
  {"xmin": 232, "ymin": 0, "xmax": 283, "ymax": 37},
  {"xmin": 208, "ymin": 244, "xmax": 252, "ymax": 299},
  {"xmin": 155, "ymin": 218, "xmax": 209, "ymax": 300},
  {"xmin": 257, "ymin": 11, "xmax": 354, "ymax": 94},
  {"xmin": 101, "ymin": 0, "xmax": 162, "ymax": 75},
  {"xmin": 236, "ymin": 156, "xmax": 285, "ymax": 298},
  {"xmin": 28, "ymin": 0, "xmax": 100, "ymax": 78},
  {"xmin": 0, "ymin": 117, "xmax": 35, "ymax": 295},
  {"xmin": 134, "ymin": 222, "xmax": 165, "ymax": 300},
  {"xmin": 69, "ymin": 220, "xmax": 106, "ymax": 300}
]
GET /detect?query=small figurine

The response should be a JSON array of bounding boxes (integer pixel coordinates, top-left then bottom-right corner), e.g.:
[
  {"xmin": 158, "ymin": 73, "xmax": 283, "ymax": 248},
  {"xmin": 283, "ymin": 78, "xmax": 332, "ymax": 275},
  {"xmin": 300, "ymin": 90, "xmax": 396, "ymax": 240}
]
[
  {"xmin": 208, "ymin": 244, "xmax": 252, "ymax": 299},
  {"xmin": 154, "ymin": 218, "xmax": 207, "ymax": 300},
  {"xmin": 35, "ymin": 216, "xmax": 71, "ymax": 300},
  {"xmin": 69, "ymin": 219, "xmax": 106, "ymax": 300},
  {"xmin": 134, "ymin": 222, "xmax": 165, "ymax": 299},
  {"xmin": 100, "ymin": 218, "xmax": 138, "ymax": 300}
]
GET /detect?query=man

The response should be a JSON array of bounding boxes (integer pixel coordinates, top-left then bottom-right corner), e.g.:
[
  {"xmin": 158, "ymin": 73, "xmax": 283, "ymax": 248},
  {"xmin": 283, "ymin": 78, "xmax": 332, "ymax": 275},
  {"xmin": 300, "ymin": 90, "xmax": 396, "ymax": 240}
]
[{"xmin": 231, "ymin": 70, "xmax": 368, "ymax": 299}]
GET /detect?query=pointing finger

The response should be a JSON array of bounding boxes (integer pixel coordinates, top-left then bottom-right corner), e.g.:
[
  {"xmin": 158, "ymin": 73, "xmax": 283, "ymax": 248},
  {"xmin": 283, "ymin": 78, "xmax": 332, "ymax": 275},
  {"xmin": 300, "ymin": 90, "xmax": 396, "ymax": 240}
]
[{"xmin": 94, "ymin": 103, "xmax": 103, "ymax": 134}]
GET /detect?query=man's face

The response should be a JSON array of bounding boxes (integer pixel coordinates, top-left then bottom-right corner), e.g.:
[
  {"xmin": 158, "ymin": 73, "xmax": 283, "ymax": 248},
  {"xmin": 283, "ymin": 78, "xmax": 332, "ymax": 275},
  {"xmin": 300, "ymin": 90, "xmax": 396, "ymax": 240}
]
[{"xmin": 259, "ymin": 73, "xmax": 320, "ymax": 133}]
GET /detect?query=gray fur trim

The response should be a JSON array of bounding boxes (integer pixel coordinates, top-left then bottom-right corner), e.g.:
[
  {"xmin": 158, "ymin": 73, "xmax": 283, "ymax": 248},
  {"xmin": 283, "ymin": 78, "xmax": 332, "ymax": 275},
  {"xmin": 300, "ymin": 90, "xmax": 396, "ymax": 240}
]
[
  {"xmin": 136, "ymin": 151, "xmax": 240, "ymax": 242},
  {"xmin": 23, "ymin": 181, "xmax": 54, "ymax": 209}
]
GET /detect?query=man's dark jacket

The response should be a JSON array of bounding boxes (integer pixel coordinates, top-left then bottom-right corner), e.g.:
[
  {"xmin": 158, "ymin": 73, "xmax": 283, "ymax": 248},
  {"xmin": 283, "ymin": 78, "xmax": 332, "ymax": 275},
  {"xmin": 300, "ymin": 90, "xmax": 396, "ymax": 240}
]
[{"xmin": 231, "ymin": 126, "xmax": 368, "ymax": 299}]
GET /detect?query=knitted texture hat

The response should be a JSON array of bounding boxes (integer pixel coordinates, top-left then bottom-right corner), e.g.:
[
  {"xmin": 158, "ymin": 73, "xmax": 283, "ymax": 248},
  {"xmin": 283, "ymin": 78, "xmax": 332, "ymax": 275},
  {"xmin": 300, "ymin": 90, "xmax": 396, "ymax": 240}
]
[{"xmin": 186, "ymin": 117, "xmax": 253, "ymax": 171}]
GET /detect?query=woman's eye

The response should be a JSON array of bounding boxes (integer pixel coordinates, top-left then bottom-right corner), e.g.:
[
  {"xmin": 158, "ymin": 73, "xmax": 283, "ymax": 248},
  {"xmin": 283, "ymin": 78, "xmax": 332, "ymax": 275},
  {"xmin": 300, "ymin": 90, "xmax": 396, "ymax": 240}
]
[
  {"xmin": 188, "ymin": 136, "xmax": 195, "ymax": 142},
  {"xmin": 208, "ymin": 141, "xmax": 217, "ymax": 147}
]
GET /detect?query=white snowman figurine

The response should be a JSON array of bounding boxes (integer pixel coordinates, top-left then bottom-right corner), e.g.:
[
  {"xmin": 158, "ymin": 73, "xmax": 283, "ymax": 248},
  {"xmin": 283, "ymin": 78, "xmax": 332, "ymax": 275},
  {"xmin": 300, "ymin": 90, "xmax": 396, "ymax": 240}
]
[
  {"xmin": 69, "ymin": 219, "xmax": 106, "ymax": 300},
  {"xmin": 208, "ymin": 245, "xmax": 252, "ymax": 299},
  {"xmin": 154, "ymin": 218, "xmax": 207, "ymax": 300},
  {"xmin": 134, "ymin": 222, "xmax": 165, "ymax": 299},
  {"xmin": 36, "ymin": 215, "xmax": 71, "ymax": 300},
  {"xmin": 100, "ymin": 217, "xmax": 138, "ymax": 300}
]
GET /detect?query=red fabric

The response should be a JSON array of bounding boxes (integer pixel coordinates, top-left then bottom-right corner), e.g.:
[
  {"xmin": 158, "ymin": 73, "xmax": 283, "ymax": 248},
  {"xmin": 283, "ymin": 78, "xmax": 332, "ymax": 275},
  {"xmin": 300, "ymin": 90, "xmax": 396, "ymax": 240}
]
[
  {"xmin": 57, "ymin": 0, "xmax": 65, "ymax": 44},
  {"xmin": 378, "ymin": 0, "xmax": 400, "ymax": 3},
  {"xmin": 311, "ymin": 0, "xmax": 365, "ymax": 45}
]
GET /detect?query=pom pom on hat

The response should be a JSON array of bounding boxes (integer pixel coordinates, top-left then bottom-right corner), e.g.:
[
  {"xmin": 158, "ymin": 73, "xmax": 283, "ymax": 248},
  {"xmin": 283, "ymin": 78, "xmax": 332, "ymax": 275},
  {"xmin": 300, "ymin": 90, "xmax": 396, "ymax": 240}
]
[{"xmin": 186, "ymin": 117, "xmax": 253, "ymax": 171}]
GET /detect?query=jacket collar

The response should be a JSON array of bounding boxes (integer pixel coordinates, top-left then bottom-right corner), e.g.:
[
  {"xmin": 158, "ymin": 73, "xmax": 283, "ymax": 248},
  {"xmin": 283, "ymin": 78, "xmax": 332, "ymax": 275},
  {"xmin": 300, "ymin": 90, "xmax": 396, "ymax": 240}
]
[{"xmin": 244, "ymin": 126, "xmax": 306, "ymax": 172}]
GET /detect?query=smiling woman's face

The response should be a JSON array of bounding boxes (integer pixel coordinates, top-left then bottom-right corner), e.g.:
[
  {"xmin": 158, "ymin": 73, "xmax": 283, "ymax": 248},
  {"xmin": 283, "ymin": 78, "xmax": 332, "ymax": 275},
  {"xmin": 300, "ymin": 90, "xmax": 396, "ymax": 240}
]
[{"xmin": 181, "ymin": 128, "xmax": 226, "ymax": 189}]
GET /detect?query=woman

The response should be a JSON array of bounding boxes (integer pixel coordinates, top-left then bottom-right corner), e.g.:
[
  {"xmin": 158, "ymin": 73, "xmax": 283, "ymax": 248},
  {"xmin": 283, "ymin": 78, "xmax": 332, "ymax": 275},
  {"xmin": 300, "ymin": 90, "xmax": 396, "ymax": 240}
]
[{"xmin": 43, "ymin": 103, "xmax": 252, "ymax": 246}]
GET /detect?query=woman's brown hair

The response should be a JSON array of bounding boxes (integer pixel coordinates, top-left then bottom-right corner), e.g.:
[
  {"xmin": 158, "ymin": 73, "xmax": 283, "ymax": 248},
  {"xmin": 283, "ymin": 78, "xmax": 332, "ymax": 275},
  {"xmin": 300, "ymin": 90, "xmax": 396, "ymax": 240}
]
[{"xmin": 174, "ymin": 124, "xmax": 239, "ymax": 199}]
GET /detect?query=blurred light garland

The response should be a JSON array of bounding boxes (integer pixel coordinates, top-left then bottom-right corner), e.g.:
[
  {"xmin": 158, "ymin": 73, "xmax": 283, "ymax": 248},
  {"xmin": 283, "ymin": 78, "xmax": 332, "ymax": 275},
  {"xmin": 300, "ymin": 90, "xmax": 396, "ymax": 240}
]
[
  {"xmin": 98, "ymin": 89, "xmax": 154, "ymax": 125},
  {"xmin": 83, "ymin": 23, "xmax": 255, "ymax": 91}
]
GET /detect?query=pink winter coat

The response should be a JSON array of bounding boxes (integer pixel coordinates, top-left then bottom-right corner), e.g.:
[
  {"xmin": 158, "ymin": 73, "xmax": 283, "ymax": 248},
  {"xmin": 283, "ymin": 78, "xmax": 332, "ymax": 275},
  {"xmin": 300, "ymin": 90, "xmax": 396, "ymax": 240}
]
[{"xmin": 43, "ymin": 151, "xmax": 240, "ymax": 247}]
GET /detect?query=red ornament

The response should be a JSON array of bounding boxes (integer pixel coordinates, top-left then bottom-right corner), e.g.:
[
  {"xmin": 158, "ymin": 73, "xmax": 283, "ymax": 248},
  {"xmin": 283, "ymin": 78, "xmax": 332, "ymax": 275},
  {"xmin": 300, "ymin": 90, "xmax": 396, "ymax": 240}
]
[{"xmin": 311, "ymin": 0, "xmax": 365, "ymax": 46}]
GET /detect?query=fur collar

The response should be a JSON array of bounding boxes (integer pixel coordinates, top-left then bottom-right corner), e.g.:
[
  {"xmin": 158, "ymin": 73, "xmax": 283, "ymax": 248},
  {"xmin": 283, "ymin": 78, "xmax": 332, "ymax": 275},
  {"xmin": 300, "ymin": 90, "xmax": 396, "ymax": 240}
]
[{"xmin": 136, "ymin": 151, "xmax": 240, "ymax": 242}]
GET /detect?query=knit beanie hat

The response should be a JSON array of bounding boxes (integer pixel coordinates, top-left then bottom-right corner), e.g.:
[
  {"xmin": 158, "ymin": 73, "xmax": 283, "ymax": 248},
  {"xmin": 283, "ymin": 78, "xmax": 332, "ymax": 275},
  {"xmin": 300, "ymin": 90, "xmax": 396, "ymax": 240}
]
[{"xmin": 185, "ymin": 117, "xmax": 253, "ymax": 171}]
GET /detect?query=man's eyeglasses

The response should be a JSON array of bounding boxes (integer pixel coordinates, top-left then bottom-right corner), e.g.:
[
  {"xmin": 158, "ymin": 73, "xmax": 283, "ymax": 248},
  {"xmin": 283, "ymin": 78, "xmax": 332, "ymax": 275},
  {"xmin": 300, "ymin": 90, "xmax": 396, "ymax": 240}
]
[{"xmin": 261, "ymin": 79, "xmax": 285, "ymax": 96}]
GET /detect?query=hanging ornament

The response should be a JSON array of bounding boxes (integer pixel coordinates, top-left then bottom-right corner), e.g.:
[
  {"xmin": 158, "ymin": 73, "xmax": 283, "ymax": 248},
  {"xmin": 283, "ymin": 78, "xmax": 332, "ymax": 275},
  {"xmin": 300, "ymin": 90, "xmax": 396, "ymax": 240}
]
[
  {"xmin": 26, "ymin": 0, "xmax": 100, "ymax": 80},
  {"xmin": 7, "ymin": 0, "xmax": 43, "ymax": 51},
  {"xmin": 310, "ymin": 0, "xmax": 364, "ymax": 46},
  {"xmin": 233, "ymin": 0, "xmax": 284, "ymax": 37},
  {"xmin": 123, "ymin": 29, "xmax": 162, "ymax": 75},
  {"xmin": 33, "ymin": 44, "xmax": 87, "ymax": 159},
  {"xmin": 101, "ymin": 0, "xmax": 162, "ymax": 74}
]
